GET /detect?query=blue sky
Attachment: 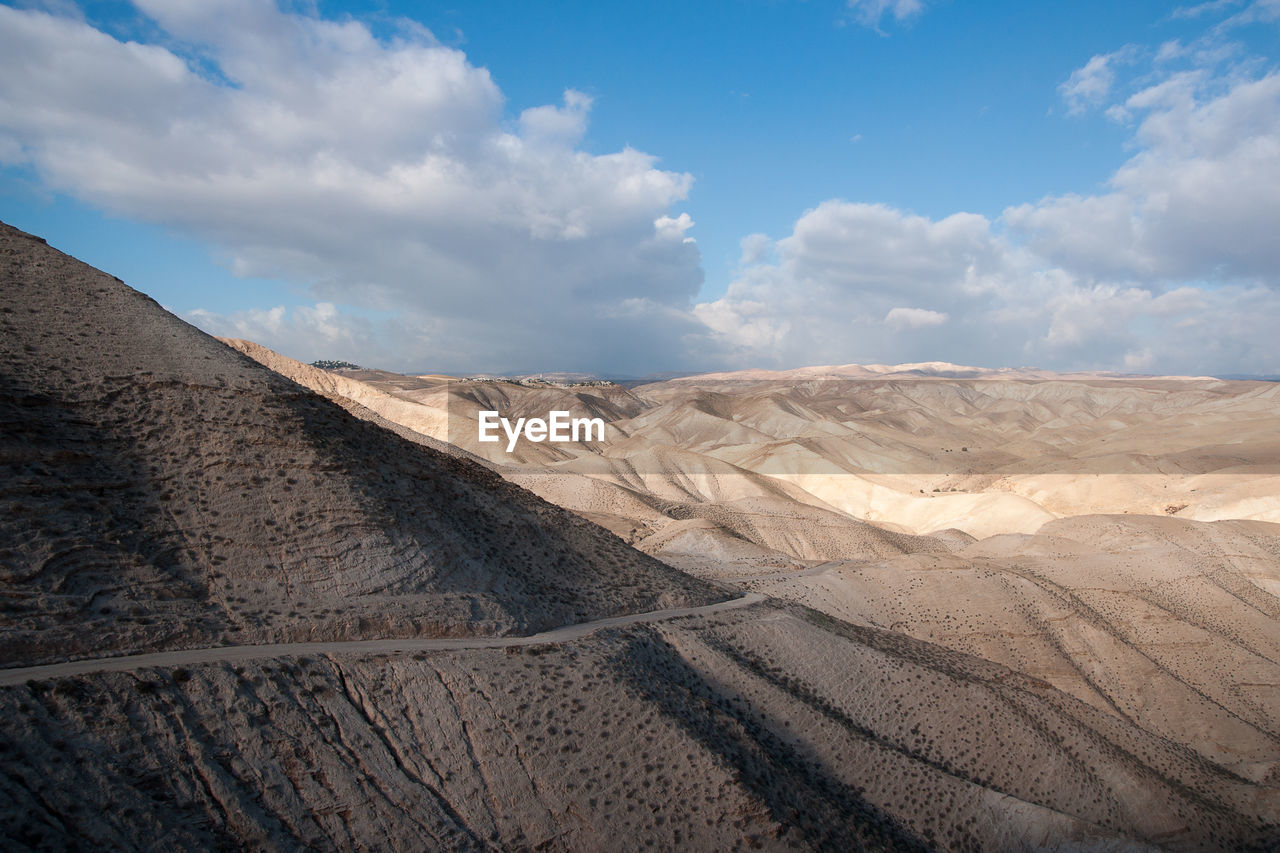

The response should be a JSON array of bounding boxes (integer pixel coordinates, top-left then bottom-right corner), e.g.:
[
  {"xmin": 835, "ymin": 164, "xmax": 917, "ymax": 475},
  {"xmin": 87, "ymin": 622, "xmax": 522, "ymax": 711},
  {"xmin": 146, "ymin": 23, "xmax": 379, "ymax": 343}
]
[{"xmin": 2, "ymin": 0, "xmax": 1279, "ymax": 375}]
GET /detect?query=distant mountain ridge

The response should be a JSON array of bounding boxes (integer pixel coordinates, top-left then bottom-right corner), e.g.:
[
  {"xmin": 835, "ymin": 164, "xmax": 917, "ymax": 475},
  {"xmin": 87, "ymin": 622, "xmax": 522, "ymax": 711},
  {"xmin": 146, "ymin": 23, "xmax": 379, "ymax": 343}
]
[{"xmin": 675, "ymin": 361, "xmax": 1220, "ymax": 381}]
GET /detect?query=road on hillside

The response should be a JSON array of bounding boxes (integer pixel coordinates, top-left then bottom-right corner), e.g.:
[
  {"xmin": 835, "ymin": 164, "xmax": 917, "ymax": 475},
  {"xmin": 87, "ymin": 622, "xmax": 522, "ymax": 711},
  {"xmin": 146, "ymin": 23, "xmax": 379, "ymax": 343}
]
[
  {"xmin": 718, "ymin": 561, "xmax": 845, "ymax": 585},
  {"xmin": 0, "ymin": 592, "xmax": 767, "ymax": 686}
]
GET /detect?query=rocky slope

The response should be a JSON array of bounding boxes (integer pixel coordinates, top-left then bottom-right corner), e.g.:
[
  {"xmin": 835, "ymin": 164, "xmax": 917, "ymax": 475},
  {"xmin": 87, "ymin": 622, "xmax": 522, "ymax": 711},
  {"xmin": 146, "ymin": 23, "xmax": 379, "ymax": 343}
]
[
  {"xmin": 0, "ymin": 222, "xmax": 721, "ymax": 666},
  {"xmin": 5, "ymin": 602, "xmax": 1277, "ymax": 851},
  {"xmin": 736, "ymin": 514, "xmax": 1280, "ymax": 786}
]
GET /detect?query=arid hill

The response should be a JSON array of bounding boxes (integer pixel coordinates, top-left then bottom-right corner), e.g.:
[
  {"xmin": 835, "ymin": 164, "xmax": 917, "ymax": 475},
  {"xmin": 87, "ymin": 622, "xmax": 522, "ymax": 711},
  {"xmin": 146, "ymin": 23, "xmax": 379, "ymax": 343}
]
[
  {"xmin": 0, "ymin": 222, "xmax": 720, "ymax": 666},
  {"xmin": 8, "ymin": 598, "xmax": 1279, "ymax": 851},
  {"xmin": 739, "ymin": 514, "xmax": 1280, "ymax": 784},
  {"xmin": 250, "ymin": 346, "xmax": 1280, "ymax": 574},
  {"xmin": 3, "ymin": 222, "xmax": 1279, "ymax": 851},
  {"xmin": 239, "ymin": 334, "xmax": 1280, "ymax": 771}
]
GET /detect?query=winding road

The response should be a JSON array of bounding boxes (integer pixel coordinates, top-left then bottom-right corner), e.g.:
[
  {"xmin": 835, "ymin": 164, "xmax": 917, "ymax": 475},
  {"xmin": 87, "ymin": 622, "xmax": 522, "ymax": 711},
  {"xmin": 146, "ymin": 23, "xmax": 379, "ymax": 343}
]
[{"xmin": 0, "ymin": 592, "xmax": 767, "ymax": 686}]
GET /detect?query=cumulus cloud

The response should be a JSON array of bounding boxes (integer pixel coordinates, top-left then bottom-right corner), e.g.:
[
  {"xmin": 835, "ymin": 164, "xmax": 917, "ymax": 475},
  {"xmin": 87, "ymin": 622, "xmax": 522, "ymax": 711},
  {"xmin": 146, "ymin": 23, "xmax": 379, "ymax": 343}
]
[
  {"xmin": 693, "ymin": 191, "xmax": 1280, "ymax": 374},
  {"xmin": 0, "ymin": 2, "xmax": 701, "ymax": 373},
  {"xmin": 518, "ymin": 89, "xmax": 593, "ymax": 148},
  {"xmin": 779, "ymin": 203, "xmax": 997, "ymax": 297},
  {"xmin": 738, "ymin": 233, "xmax": 772, "ymax": 266},
  {"xmin": 884, "ymin": 307, "xmax": 948, "ymax": 329},
  {"xmin": 692, "ymin": 201, "xmax": 1011, "ymax": 368},
  {"xmin": 693, "ymin": 42, "xmax": 1280, "ymax": 377},
  {"xmin": 654, "ymin": 213, "xmax": 696, "ymax": 243},
  {"xmin": 1011, "ymin": 70, "xmax": 1280, "ymax": 284}
]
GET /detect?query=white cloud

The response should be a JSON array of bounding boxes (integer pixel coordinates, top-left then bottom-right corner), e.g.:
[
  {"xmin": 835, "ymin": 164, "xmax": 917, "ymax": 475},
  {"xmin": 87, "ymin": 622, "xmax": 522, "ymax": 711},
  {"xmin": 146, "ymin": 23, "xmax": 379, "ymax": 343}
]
[
  {"xmin": 1213, "ymin": 0, "xmax": 1280, "ymax": 27},
  {"xmin": 1156, "ymin": 39, "xmax": 1187, "ymax": 63},
  {"xmin": 884, "ymin": 307, "xmax": 948, "ymax": 329},
  {"xmin": 1010, "ymin": 71, "xmax": 1280, "ymax": 284},
  {"xmin": 779, "ymin": 202, "xmax": 996, "ymax": 298},
  {"xmin": 692, "ymin": 54, "xmax": 1280, "ymax": 376},
  {"xmin": 693, "ymin": 201, "xmax": 1014, "ymax": 367},
  {"xmin": 737, "ymin": 233, "xmax": 772, "ymax": 266},
  {"xmin": 518, "ymin": 89, "xmax": 592, "ymax": 148},
  {"xmin": 693, "ymin": 193, "xmax": 1280, "ymax": 374},
  {"xmin": 1172, "ymin": 0, "xmax": 1245, "ymax": 19},
  {"xmin": 844, "ymin": 0, "xmax": 925, "ymax": 31},
  {"xmin": 0, "ymin": 2, "xmax": 701, "ymax": 373},
  {"xmin": 1033, "ymin": 281, "xmax": 1280, "ymax": 372},
  {"xmin": 1059, "ymin": 49, "xmax": 1137, "ymax": 115},
  {"xmin": 655, "ymin": 212, "xmax": 696, "ymax": 244}
]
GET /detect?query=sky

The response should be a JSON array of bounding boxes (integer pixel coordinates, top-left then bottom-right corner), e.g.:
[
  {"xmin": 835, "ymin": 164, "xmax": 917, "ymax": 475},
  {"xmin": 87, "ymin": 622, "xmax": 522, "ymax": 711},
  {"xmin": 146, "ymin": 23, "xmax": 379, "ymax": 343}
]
[{"xmin": 1, "ymin": 0, "xmax": 1279, "ymax": 376}]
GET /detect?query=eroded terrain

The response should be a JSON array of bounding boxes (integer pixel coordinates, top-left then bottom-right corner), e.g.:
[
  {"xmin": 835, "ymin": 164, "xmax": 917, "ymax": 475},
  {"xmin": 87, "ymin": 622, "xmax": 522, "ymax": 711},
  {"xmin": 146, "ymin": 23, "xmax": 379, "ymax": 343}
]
[{"xmin": 3, "ymin": 222, "xmax": 1279, "ymax": 850}]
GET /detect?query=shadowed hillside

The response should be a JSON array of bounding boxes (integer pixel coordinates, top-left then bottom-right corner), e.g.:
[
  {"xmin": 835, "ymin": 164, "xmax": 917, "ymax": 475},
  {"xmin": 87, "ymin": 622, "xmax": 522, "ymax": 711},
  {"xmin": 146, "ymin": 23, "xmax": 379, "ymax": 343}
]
[
  {"xmin": 0, "ymin": 222, "xmax": 722, "ymax": 666},
  {"xmin": 4, "ymin": 603, "xmax": 1277, "ymax": 851}
]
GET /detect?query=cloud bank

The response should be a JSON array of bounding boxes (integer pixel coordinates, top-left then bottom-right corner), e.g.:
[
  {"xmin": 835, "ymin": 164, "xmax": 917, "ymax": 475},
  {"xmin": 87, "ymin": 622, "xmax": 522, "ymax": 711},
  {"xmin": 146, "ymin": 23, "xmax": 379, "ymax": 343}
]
[
  {"xmin": 0, "ymin": 1, "xmax": 702, "ymax": 373},
  {"xmin": 697, "ymin": 11, "xmax": 1280, "ymax": 375},
  {"xmin": 2, "ymin": 1, "xmax": 1279, "ymax": 376}
]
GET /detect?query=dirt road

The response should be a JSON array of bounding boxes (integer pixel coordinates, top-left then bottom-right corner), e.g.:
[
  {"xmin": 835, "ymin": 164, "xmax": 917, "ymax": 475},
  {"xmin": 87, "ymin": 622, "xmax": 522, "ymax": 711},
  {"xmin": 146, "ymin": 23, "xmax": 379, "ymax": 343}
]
[
  {"xmin": 0, "ymin": 592, "xmax": 767, "ymax": 686},
  {"xmin": 718, "ymin": 562, "xmax": 844, "ymax": 585}
]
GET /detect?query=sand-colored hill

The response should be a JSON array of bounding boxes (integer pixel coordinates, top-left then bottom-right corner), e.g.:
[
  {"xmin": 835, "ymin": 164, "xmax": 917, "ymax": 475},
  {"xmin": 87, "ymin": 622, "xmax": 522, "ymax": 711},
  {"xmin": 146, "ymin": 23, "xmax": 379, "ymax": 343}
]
[
  {"xmin": 230, "ymin": 345, "xmax": 962, "ymax": 569},
  {"xmin": 268, "ymin": 352, "xmax": 1280, "ymax": 562},
  {"xmin": 671, "ymin": 361, "xmax": 1218, "ymax": 381},
  {"xmin": 735, "ymin": 514, "xmax": 1280, "ymax": 784}
]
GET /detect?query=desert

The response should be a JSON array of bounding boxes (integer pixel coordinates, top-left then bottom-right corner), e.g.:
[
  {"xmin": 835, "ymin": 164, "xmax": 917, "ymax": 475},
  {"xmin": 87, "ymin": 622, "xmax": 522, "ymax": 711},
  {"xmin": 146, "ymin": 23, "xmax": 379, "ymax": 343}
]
[
  {"xmin": 4, "ymin": 2, "xmax": 1280, "ymax": 849},
  {"xmin": 3, "ymin": 223, "xmax": 1279, "ymax": 850}
]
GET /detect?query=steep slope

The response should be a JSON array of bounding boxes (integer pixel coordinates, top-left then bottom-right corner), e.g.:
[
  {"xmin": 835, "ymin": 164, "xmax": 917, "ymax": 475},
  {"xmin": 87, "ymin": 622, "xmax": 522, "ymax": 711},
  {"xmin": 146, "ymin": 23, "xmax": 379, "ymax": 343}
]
[
  {"xmin": 218, "ymin": 338, "xmax": 466, "ymax": 461},
  {"xmin": 0, "ymin": 222, "xmax": 721, "ymax": 666}
]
